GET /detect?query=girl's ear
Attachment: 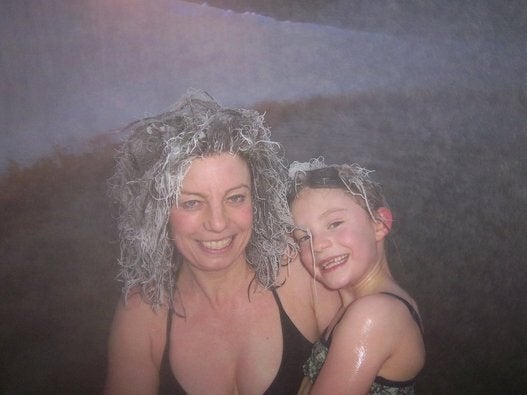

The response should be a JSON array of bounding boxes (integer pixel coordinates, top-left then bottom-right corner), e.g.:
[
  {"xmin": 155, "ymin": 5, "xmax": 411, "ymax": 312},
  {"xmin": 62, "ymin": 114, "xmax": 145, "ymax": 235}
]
[{"xmin": 375, "ymin": 207, "xmax": 393, "ymax": 239}]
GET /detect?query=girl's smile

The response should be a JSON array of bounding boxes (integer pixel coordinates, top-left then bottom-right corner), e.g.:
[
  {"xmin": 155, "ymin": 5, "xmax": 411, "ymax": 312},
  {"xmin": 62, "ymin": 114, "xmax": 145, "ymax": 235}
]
[
  {"xmin": 291, "ymin": 187, "xmax": 387, "ymax": 291},
  {"xmin": 318, "ymin": 253, "xmax": 349, "ymax": 271}
]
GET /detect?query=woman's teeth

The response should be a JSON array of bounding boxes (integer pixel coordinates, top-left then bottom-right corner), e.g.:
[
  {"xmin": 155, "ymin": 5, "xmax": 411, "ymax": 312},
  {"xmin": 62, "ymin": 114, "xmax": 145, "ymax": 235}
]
[{"xmin": 201, "ymin": 237, "xmax": 232, "ymax": 250}]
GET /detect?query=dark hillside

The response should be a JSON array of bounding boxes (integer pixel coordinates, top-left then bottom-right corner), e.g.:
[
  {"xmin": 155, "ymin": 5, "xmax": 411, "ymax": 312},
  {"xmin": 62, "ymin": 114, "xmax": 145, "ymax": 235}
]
[
  {"xmin": 1, "ymin": 88, "xmax": 526, "ymax": 393},
  {"xmin": 1, "ymin": 146, "xmax": 120, "ymax": 394}
]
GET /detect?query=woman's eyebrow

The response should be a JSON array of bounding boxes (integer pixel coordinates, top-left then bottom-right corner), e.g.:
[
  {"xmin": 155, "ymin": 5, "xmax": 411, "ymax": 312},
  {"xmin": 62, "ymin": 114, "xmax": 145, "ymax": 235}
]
[
  {"xmin": 180, "ymin": 183, "xmax": 251, "ymax": 196},
  {"xmin": 226, "ymin": 184, "xmax": 251, "ymax": 192}
]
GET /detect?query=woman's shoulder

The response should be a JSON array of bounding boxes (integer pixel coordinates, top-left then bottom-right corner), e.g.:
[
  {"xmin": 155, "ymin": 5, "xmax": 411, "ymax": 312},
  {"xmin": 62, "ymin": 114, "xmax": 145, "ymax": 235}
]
[
  {"xmin": 104, "ymin": 290, "xmax": 170, "ymax": 394},
  {"xmin": 275, "ymin": 255, "xmax": 340, "ymax": 338},
  {"xmin": 113, "ymin": 290, "xmax": 169, "ymax": 324},
  {"xmin": 108, "ymin": 290, "xmax": 170, "ymax": 364}
]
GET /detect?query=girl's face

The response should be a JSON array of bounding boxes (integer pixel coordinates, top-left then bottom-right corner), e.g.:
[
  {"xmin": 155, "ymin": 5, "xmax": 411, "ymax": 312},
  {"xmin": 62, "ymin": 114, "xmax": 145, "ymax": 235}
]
[
  {"xmin": 291, "ymin": 187, "xmax": 388, "ymax": 290},
  {"xmin": 169, "ymin": 154, "xmax": 254, "ymax": 273}
]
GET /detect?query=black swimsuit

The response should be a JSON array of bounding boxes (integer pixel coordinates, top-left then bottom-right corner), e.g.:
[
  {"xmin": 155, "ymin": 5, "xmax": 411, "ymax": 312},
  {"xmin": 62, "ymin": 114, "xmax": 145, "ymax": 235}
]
[{"xmin": 158, "ymin": 288, "xmax": 313, "ymax": 394}]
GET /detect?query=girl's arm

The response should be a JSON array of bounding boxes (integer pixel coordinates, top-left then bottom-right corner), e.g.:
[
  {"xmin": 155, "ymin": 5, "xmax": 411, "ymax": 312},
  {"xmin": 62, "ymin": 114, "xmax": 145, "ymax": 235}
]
[{"xmin": 309, "ymin": 294, "xmax": 417, "ymax": 395}]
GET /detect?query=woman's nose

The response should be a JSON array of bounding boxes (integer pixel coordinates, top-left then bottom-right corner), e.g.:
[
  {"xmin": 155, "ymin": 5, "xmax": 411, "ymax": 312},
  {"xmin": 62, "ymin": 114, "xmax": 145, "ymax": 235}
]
[{"xmin": 205, "ymin": 203, "xmax": 228, "ymax": 232}]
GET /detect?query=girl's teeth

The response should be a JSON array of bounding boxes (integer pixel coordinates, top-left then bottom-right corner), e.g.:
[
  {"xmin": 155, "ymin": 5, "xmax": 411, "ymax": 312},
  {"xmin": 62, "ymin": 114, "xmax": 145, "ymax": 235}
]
[{"xmin": 321, "ymin": 255, "xmax": 347, "ymax": 269}]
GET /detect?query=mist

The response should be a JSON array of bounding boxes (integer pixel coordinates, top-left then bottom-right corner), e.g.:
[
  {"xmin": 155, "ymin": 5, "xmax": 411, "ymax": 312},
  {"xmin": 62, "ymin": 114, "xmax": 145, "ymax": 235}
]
[
  {"xmin": 1, "ymin": 1, "xmax": 526, "ymax": 393},
  {"xmin": 1, "ymin": 0, "xmax": 524, "ymax": 170}
]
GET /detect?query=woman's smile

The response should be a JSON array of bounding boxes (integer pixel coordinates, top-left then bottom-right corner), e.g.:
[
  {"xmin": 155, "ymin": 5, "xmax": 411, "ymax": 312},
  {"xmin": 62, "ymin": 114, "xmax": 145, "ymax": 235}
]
[
  {"xmin": 169, "ymin": 154, "xmax": 254, "ymax": 272},
  {"xmin": 199, "ymin": 236, "xmax": 234, "ymax": 252}
]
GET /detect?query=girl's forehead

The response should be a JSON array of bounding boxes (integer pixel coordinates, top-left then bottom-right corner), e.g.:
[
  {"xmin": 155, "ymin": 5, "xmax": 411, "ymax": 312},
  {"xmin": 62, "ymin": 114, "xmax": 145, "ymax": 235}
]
[
  {"xmin": 295, "ymin": 187, "xmax": 370, "ymax": 215},
  {"xmin": 296, "ymin": 186, "xmax": 356, "ymax": 203}
]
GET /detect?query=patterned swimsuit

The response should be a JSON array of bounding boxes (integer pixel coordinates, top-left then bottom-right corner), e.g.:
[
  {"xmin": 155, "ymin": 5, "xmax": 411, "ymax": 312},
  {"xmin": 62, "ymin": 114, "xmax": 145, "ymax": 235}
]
[{"xmin": 303, "ymin": 292, "xmax": 424, "ymax": 395}]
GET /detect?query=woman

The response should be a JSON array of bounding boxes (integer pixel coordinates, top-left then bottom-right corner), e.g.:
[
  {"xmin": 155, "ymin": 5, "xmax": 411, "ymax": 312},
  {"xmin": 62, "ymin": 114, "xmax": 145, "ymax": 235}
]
[
  {"xmin": 104, "ymin": 91, "xmax": 338, "ymax": 395},
  {"xmin": 288, "ymin": 160, "xmax": 425, "ymax": 395}
]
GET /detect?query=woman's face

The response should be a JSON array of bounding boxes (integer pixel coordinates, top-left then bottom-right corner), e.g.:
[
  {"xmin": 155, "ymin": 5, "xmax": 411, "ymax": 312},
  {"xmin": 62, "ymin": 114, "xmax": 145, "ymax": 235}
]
[
  {"xmin": 291, "ymin": 187, "xmax": 386, "ymax": 290},
  {"xmin": 169, "ymin": 153, "xmax": 253, "ymax": 273}
]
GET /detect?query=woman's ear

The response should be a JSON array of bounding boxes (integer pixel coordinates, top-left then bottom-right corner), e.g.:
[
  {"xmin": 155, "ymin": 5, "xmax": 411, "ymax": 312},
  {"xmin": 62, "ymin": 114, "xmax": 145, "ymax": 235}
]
[{"xmin": 375, "ymin": 207, "xmax": 393, "ymax": 239}]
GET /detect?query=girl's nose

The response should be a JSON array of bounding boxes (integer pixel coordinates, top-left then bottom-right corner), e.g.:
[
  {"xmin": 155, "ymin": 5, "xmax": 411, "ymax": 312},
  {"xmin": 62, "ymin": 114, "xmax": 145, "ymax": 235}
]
[{"xmin": 312, "ymin": 233, "xmax": 331, "ymax": 252}]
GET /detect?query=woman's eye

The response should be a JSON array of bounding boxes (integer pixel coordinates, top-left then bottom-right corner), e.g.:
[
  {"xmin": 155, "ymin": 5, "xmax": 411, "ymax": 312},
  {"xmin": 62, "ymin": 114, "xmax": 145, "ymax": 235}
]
[
  {"xmin": 227, "ymin": 194, "xmax": 247, "ymax": 204},
  {"xmin": 181, "ymin": 200, "xmax": 201, "ymax": 210}
]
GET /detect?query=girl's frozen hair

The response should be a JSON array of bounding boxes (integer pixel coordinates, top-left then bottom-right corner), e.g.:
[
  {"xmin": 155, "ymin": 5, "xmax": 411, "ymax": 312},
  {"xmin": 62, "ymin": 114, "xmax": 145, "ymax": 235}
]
[
  {"xmin": 288, "ymin": 157, "xmax": 389, "ymax": 222},
  {"xmin": 109, "ymin": 89, "xmax": 293, "ymax": 308}
]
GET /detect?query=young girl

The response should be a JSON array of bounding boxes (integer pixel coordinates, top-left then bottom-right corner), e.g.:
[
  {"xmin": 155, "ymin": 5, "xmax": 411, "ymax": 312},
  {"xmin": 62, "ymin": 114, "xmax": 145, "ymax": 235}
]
[{"xmin": 289, "ymin": 160, "xmax": 425, "ymax": 395}]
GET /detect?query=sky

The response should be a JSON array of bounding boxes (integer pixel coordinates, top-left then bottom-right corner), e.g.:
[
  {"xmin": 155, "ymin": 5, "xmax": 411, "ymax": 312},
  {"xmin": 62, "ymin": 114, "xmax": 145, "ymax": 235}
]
[{"xmin": 0, "ymin": 0, "xmax": 525, "ymax": 171}]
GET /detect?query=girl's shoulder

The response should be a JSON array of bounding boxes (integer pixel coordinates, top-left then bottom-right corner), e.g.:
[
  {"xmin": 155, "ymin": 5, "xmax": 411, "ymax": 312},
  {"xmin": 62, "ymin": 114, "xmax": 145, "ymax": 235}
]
[
  {"xmin": 348, "ymin": 290, "xmax": 418, "ymax": 314},
  {"xmin": 337, "ymin": 292, "xmax": 421, "ymax": 336},
  {"xmin": 325, "ymin": 292, "xmax": 425, "ymax": 388}
]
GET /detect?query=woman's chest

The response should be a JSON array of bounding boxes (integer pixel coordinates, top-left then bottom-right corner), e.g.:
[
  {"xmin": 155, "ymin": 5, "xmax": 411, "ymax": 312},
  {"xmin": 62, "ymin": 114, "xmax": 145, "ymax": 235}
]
[{"xmin": 168, "ymin": 295, "xmax": 283, "ymax": 394}]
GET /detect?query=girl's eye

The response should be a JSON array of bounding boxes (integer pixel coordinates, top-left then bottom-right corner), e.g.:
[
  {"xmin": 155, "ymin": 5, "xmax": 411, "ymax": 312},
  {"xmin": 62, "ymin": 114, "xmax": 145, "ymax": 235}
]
[
  {"xmin": 293, "ymin": 231, "xmax": 311, "ymax": 245},
  {"xmin": 297, "ymin": 235, "xmax": 311, "ymax": 244},
  {"xmin": 328, "ymin": 221, "xmax": 343, "ymax": 230}
]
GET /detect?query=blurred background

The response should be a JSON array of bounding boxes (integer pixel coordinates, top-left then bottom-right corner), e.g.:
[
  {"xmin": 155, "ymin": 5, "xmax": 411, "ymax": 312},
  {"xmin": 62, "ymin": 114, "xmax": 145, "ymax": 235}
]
[{"xmin": 1, "ymin": 1, "xmax": 526, "ymax": 393}]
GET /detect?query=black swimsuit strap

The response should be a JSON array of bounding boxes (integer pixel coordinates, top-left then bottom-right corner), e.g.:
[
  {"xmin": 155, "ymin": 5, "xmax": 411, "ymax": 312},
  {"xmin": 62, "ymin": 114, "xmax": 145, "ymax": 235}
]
[
  {"xmin": 159, "ymin": 308, "xmax": 189, "ymax": 394},
  {"xmin": 326, "ymin": 292, "xmax": 424, "ymax": 346},
  {"xmin": 266, "ymin": 287, "xmax": 313, "ymax": 395},
  {"xmin": 379, "ymin": 292, "xmax": 424, "ymax": 334},
  {"xmin": 270, "ymin": 287, "xmax": 284, "ymax": 311},
  {"xmin": 163, "ymin": 307, "xmax": 173, "ymax": 359}
]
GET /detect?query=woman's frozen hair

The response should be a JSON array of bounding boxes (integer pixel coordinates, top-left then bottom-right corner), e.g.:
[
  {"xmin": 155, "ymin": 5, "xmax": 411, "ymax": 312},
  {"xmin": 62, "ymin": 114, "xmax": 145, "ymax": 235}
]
[
  {"xmin": 109, "ymin": 89, "xmax": 293, "ymax": 308},
  {"xmin": 288, "ymin": 157, "xmax": 389, "ymax": 222}
]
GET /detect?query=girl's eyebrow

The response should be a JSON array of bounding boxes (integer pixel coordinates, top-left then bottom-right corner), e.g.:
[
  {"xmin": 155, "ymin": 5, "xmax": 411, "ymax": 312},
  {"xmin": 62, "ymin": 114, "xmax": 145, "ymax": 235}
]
[
  {"xmin": 319, "ymin": 207, "xmax": 347, "ymax": 218},
  {"xmin": 180, "ymin": 183, "xmax": 251, "ymax": 197}
]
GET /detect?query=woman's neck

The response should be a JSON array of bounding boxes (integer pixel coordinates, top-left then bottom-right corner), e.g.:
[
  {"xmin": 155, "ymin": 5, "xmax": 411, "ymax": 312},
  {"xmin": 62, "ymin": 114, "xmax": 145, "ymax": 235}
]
[{"xmin": 177, "ymin": 260, "xmax": 258, "ymax": 308}]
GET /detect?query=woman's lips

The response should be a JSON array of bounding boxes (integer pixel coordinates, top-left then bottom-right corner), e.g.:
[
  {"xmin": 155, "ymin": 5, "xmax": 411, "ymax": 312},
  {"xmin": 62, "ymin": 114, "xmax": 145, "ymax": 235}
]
[{"xmin": 200, "ymin": 236, "xmax": 233, "ymax": 251}]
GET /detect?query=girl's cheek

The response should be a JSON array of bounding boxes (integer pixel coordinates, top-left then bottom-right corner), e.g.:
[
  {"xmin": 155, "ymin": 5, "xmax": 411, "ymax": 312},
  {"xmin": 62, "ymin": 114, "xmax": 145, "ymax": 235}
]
[{"xmin": 299, "ymin": 248, "xmax": 316, "ymax": 275}]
